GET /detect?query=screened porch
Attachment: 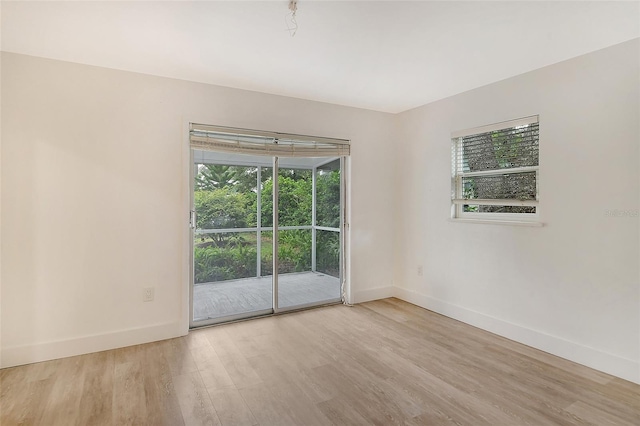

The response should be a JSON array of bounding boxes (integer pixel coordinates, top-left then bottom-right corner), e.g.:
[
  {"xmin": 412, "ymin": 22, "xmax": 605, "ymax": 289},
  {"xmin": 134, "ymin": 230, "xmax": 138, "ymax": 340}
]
[{"xmin": 192, "ymin": 145, "xmax": 345, "ymax": 325}]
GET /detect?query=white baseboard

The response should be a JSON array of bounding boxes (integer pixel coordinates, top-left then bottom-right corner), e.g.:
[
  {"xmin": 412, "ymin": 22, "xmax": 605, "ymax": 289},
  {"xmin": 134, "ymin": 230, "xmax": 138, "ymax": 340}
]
[
  {"xmin": 352, "ymin": 285, "xmax": 395, "ymax": 304},
  {"xmin": 0, "ymin": 321, "xmax": 185, "ymax": 369},
  {"xmin": 394, "ymin": 287, "xmax": 640, "ymax": 385}
]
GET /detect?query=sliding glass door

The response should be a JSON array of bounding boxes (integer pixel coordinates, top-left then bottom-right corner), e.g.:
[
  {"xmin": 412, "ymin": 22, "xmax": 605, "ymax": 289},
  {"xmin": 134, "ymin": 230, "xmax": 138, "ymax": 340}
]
[
  {"xmin": 191, "ymin": 157, "xmax": 272, "ymax": 323},
  {"xmin": 276, "ymin": 159, "xmax": 342, "ymax": 311},
  {"xmin": 314, "ymin": 158, "xmax": 342, "ymax": 296},
  {"xmin": 189, "ymin": 125, "xmax": 348, "ymax": 327}
]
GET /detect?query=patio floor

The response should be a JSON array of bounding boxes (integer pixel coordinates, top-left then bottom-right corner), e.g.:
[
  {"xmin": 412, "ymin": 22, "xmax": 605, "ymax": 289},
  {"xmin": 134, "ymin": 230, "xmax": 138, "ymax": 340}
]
[{"xmin": 193, "ymin": 271, "xmax": 341, "ymax": 322}]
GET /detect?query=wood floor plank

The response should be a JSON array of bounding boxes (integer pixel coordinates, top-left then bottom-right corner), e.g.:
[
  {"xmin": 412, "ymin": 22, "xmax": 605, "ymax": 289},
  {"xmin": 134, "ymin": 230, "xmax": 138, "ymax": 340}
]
[
  {"xmin": 316, "ymin": 396, "xmax": 371, "ymax": 426},
  {"xmin": 1, "ymin": 377, "xmax": 56, "ymax": 425},
  {"xmin": 247, "ymin": 351, "xmax": 334, "ymax": 404},
  {"xmin": 230, "ymin": 334, "xmax": 269, "ymax": 359},
  {"xmin": 272, "ymin": 313, "xmax": 333, "ymax": 368},
  {"xmin": 1, "ymin": 298, "xmax": 639, "ymax": 425},
  {"xmin": 141, "ymin": 343, "xmax": 184, "ymax": 426},
  {"xmin": 193, "ymin": 326, "xmax": 270, "ymax": 393},
  {"xmin": 77, "ymin": 351, "xmax": 115, "ymax": 426},
  {"xmin": 206, "ymin": 328, "xmax": 263, "ymax": 389},
  {"xmin": 198, "ymin": 356, "xmax": 236, "ymax": 392},
  {"xmin": 113, "ymin": 358, "xmax": 148, "ymax": 425},
  {"xmin": 403, "ymin": 411, "xmax": 463, "ymax": 426},
  {"xmin": 0, "ymin": 365, "xmax": 28, "ymax": 420},
  {"xmin": 38, "ymin": 356, "xmax": 86, "ymax": 426},
  {"xmin": 238, "ymin": 382, "xmax": 299, "ymax": 426},
  {"xmin": 208, "ymin": 387, "xmax": 258, "ymax": 426},
  {"xmin": 240, "ymin": 381, "xmax": 332, "ymax": 426},
  {"xmin": 225, "ymin": 315, "xmax": 280, "ymax": 339},
  {"xmin": 308, "ymin": 362, "xmax": 409, "ymax": 425},
  {"xmin": 162, "ymin": 338, "xmax": 199, "ymax": 377},
  {"xmin": 566, "ymin": 400, "xmax": 639, "ymax": 426},
  {"xmin": 173, "ymin": 371, "xmax": 221, "ymax": 426}
]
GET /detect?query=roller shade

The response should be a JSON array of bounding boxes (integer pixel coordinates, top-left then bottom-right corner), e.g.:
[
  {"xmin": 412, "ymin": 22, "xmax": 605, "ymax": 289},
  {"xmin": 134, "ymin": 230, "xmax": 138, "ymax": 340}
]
[{"xmin": 190, "ymin": 124, "xmax": 350, "ymax": 157}]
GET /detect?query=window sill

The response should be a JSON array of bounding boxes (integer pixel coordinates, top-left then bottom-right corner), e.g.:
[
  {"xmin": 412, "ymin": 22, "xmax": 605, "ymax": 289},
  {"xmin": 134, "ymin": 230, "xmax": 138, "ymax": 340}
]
[{"xmin": 448, "ymin": 218, "xmax": 544, "ymax": 227}]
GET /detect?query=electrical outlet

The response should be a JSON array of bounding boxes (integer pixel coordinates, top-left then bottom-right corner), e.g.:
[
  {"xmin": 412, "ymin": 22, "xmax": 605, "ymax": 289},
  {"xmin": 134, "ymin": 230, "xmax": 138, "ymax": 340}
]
[
  {"xmin": 143, "ymin": 287, "xmax": 155, "ymax": 302},
  {"xmin": 417, "ymin": 266, "xmax": 423, "ymax": 276}
]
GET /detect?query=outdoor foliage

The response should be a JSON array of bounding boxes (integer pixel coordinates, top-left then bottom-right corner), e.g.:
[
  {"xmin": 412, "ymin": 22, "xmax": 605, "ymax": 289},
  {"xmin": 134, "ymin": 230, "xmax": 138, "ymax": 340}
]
[
  {"xmin": 316, "ymin": 166, "xmax": 341, "ymax": 228},
  {"xmin": 194, "ymin": 164, "xmax": 341, "ymax": 284},
  {"xmin": 259, "ymin": 230, "xmax": 313, "ymax": 276},
  {"xmin": 194, "ymin": 236, "xmax": 257, "ymax": 283},
  {"xmin": 260, "ymin": 170, "xmax": 313, "ymax": 227},
  {"xmin": 462, "ymin": 125, "xmax": 538, "ymax": 214},
  {"xmin": 195, "ymin": 165, "xmax": 259, "ymax": 192},
  {"xmin": 317, "ymin": 230, "xmax": 340, "ymax": 277},
  {"xmin": 195, "ymin": 188, "xmax": 256, "ymax": 230}
]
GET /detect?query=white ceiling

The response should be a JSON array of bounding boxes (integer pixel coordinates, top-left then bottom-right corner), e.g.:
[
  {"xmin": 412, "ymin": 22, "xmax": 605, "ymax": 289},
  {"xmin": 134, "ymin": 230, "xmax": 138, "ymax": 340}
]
[{"xmin": 2, "ymin": 1, "xmax": 638, "ymax": 113}]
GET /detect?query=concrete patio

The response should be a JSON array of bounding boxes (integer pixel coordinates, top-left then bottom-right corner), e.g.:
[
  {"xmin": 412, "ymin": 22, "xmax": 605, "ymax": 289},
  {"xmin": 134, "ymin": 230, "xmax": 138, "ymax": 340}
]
[{"xmin": 193, "ymin": 271, "xmax": 341, "ymax": 322}]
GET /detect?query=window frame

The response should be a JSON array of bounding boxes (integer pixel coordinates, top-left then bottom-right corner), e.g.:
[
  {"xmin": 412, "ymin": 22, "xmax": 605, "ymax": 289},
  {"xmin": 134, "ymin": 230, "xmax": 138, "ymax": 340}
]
[{"xmin": 450, "ymin": 116, "xmax": 541, "ymax": 225}]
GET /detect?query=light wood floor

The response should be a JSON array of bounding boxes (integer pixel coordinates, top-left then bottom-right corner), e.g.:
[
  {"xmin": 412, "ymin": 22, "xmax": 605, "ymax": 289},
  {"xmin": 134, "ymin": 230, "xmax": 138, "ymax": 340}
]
[{"xmin": 1, "ymin": 298, "xmax": 639, "ymax": 425}]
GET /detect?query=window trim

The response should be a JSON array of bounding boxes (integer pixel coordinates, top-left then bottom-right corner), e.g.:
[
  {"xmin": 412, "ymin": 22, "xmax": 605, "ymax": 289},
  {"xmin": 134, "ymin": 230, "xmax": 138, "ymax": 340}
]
[{"xmin": 450, "ymin": 115, "xmax": 541, "ymax": 224}]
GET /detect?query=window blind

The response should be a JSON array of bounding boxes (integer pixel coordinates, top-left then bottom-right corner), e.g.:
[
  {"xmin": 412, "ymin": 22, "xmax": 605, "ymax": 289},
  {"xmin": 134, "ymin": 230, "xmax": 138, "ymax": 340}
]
[
  {"xmin": 190, "ymin": 124, "xmax": 350, "ymax": 158},
  {"xmin": 451, "ymin": 116, "xmax": 539, "ymax": 216},
  {"xmin": 453, "ymin": 119, "xmax": 539, "ymax": 174}
]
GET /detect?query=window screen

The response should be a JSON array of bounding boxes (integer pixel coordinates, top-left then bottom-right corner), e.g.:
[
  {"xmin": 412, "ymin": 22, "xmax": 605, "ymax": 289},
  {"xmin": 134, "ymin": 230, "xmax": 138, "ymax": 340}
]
[{"xmin": 452, "ymin": 116, "xmax": 539, "ymax": 219}]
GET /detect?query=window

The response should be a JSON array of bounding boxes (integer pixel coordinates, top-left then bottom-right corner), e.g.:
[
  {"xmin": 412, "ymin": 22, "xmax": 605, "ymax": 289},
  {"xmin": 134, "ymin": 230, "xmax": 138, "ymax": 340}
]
[{"xmin": 451, "ymin": 116, "xmax": 539, "ymax": 223}]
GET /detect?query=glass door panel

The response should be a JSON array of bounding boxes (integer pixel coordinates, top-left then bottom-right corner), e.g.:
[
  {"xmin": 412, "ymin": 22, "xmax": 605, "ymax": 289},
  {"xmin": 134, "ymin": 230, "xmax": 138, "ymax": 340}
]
[
  {"xmin": 277, "ymin": 229, "xmax": 315, "ymax": 309},
  {"xmin": 191, "ymin": 149, "xmax": 345, "ymax": 326},
  {"xmin": 276, "ymin": 165, "xmax": 312, "ymax": 310},
  {"xmin": 260, "ymin": 231, "xmax": 274, "ymax": 277},
  {"xmin": 313, "ymin": 158, "xmax": 342, "ymax": 303},
  {"xmin": 276, "ymin": 167, "xmax": 312, "ymax": 227},
  {"xmin": 316, "ymin": 229, "xmax": 340, "ymax": 279},
  {"xmin": 316, "ymin": 159, "xmax": 341, "ymax": 228},
  {"xmin": 191, "ymin": 153, "xmax": 271, "ymax": 325},
  {"xmin": 256, "ymin": 166, "xmax": 273, "ymax": 303},
  {"xmin": 276, "ymin": 160, "xmax": 342, "ymax": 311},
  {"xmin": 193, "ymin": 231, "xmax": 269, "ymax": 321}
]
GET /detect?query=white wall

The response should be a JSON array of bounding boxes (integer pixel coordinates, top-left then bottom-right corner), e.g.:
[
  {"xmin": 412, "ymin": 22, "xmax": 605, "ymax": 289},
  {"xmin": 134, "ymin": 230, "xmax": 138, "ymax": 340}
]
[
  {"xmin": 0, "ymin": 4, "xmax": 4, "ymax": 369},
  {"xmin": 2, "ymin": 40, "xmax": 639, "ymax": 385},
  {"xmin": 0, "ymin": 53, "xmax": 396, "ymax": 367},
  {"xmin": 394, "ymin": 39, "xmax": 640, "ymax": 384}
]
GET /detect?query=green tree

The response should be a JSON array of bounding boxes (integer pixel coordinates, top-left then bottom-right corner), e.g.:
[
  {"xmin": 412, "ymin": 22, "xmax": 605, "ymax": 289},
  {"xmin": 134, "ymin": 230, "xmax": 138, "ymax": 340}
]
[
  {"xmin": 194, "ymin": 240, "xmax": 257, "ymax": 283},
  {"xmin": 194, "ymin": 188, "xmax": 255, "ymax": 245},
  {"xmin": 232, "ymin": 167, "xmax": 260, "ymax": 193},
  {"xmin": 193, "ymin": 164, "xmax": 343, "ymax": 282},
  {"xmin": 195, "ymin": 165, "xmax": 238, "ymax": 190},
  {"xmin": 316, "ymin": 169, "xmax": 340, "ymax": 228},
  {"xmin": 260, "ymin": 170, "xmax": 312, "ymax": 227},
  {"xmin": 317, "ymin": 230, "xmax": 340, "ymax": 277}
]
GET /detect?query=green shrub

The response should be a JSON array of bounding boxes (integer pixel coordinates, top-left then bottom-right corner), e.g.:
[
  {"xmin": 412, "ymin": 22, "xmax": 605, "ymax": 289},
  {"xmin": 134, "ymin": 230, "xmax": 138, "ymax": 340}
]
[{"xmin": 194, "ymin": 236, "xmax": 257, "ymax": 283}]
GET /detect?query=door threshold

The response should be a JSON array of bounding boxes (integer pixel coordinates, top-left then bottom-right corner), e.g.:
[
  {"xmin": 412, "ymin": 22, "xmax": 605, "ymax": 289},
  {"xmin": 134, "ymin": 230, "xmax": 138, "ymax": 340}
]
[{"xmin": 190, "ymin": 300, "xmax": 344, "ymax": 330}]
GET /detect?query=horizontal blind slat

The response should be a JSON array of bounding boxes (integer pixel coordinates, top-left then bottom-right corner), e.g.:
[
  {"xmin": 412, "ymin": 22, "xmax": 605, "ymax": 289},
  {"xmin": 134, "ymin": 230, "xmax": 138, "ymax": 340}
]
[
  {"xmin": 454, "ymin": 122, "xmax": 539, "ymax": 172},
  {"xmin": 460, "ymin": 172, "xmax": 537, "ymax": 201},
  {"xmin": 452, "ymin": 199, "xmax": 539, "ymax": 207},
  {"xmin": 451, "ymin": 115, "xmax": 538, "ymax": 138},
  {"xmin": 190, "ymin": 129, "xmax": 350, "ymax": 158},
  {"xmin": 452, "ymin": 119, "xmax": 540, "ymax": 217},
  {"xmin": 190, "ymin": 124, "xmax": 350, "ymax": 145},
  {"xmin": 458, "ymin": 166, "xmax": 538, "ymax": 178}
]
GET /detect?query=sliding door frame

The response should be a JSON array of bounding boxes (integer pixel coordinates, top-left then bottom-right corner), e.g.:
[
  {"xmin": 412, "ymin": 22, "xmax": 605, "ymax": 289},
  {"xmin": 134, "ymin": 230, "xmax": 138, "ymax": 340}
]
[
  {"xmin": 274, "ymin": 156, "xmax": 345, "ymax": 314},
  {"xmin": 187, "ymin": 126, "xmax": 349, "ymax": 329},
  {"xmin": 272, "ymin": 156, "xmax": 280, "ymax": 313}
]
